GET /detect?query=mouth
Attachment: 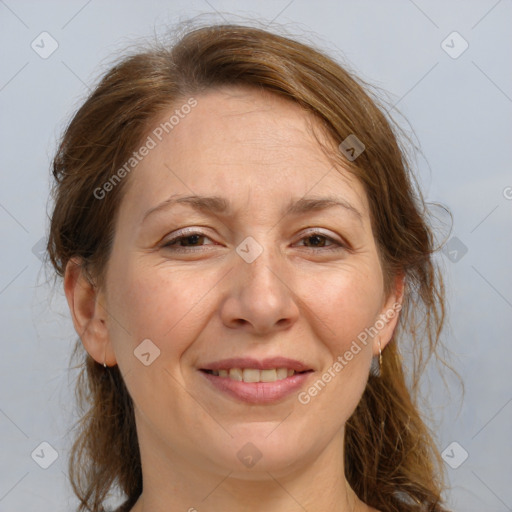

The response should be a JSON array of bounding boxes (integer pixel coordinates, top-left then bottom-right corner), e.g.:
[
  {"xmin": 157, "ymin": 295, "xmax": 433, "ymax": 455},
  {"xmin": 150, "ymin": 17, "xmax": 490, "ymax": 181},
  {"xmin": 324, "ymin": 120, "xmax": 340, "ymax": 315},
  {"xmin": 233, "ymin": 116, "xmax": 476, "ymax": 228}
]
[
  {"xmin": 198, "ymin": 357, "xmax": 314, "ymax": 404},
  {"xmin": 200, "ymin": 367, "xmax": 312, "ymax": 382}
]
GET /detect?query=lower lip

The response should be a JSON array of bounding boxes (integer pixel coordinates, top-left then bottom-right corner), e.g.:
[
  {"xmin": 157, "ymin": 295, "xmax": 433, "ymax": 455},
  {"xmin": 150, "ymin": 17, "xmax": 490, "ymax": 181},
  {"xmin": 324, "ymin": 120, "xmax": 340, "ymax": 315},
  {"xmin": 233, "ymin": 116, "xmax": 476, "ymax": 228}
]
[{"xmin": 199, "ymin": 370, "xmax": 313, "ymax": 404}]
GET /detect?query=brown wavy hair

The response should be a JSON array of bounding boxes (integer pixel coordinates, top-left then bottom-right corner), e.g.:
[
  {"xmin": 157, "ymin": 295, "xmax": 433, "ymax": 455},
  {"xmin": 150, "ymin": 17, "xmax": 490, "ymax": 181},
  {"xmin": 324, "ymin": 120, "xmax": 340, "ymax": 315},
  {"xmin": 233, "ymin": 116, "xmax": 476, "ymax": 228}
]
[{"xmin": 48, "ymin": 22, "xmax": 451, "ymax": 512}]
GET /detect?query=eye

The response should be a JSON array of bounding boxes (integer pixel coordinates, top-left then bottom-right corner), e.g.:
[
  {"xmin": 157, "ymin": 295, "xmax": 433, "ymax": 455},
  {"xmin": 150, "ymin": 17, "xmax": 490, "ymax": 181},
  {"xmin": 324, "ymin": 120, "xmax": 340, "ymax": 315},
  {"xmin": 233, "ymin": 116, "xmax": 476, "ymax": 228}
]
[
  {"xmin": 161, "ymin": 229, "xmax": 346, "ymax": 253},
  {"xmin": 294, "ymin": 230, "xmax": 346, "ymax": 251},
  {"xmin": 161, "ymin": 231, "xmax": 216, "ymax": 252}
]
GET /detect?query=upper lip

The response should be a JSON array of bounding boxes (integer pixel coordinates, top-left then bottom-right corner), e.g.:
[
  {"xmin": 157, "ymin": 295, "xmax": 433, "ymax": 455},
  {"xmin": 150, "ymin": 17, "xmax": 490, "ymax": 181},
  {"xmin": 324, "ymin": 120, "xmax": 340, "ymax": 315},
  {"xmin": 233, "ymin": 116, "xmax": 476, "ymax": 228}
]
[{"xmin": 200, "ymin": 357, "xmax": 313, "ymax": 372}]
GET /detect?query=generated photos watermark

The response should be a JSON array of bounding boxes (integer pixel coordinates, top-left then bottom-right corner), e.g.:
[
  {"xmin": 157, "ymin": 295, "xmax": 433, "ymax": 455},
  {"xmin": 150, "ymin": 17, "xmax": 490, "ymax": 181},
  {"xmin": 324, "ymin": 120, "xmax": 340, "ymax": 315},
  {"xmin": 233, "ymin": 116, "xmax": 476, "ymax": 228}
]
[
  {"xmin": 93, "ymin": 97, "xmax": 198, "ymax": 200},
  {"xmin": 297, "ymin": 301, "xmax": 402, "ymax": 405}
]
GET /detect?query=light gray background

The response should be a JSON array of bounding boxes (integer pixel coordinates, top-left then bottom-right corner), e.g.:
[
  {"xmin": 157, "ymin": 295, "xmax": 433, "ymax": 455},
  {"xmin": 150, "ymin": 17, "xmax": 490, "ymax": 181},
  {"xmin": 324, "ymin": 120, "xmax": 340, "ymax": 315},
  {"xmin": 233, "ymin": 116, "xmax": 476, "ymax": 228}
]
[{"xmin": 0, "ymin": 1, "xmax": 511, "ymax": 511}]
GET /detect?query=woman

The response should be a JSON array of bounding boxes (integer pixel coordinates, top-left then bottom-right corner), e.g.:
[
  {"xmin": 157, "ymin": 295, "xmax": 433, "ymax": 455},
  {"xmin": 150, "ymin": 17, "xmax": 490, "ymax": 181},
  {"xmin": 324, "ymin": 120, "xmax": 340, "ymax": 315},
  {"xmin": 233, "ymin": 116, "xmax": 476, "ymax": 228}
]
[{"xmin": 48, "ymin": 23, "xmax": 450, "ymax": 512}]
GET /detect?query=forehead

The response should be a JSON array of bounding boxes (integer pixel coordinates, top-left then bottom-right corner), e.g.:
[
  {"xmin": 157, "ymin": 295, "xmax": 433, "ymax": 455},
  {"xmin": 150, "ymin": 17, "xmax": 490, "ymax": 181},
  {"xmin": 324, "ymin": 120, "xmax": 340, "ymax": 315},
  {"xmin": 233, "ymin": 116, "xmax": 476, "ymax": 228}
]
[{"xmin": 119, "ymin": 86, "xmax": 368, "ymax": 223}]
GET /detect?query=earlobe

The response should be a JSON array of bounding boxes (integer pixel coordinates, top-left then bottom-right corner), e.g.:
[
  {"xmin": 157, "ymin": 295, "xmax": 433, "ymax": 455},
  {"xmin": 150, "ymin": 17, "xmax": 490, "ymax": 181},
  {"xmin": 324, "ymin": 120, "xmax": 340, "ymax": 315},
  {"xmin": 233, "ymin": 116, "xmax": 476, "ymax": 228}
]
[{"xmin": 63, "ymin": 258, "xmax": 114, "ymax": 366}]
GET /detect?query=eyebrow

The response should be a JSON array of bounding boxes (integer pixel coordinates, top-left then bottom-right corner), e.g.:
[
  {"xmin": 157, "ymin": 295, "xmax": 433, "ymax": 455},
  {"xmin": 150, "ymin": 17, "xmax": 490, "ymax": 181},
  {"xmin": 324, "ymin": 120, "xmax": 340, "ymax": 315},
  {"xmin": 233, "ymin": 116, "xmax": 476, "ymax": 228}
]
[{"xmin": 141, "ymin": 194, "xmax": 363, "ymax": 224}]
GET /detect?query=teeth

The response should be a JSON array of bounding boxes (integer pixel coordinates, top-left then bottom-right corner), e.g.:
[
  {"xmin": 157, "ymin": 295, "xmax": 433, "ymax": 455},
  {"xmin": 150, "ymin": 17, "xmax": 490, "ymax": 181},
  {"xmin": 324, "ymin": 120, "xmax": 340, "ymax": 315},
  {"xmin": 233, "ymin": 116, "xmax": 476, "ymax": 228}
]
[
  {"xmin": 277, "ymin": 368, "xmax": 288, "ymax": 379},
  {"xmin": 260, "ymin": 369, "xmax": 277, "ymax": 382},
  {"xmin": 242, "ymin": 368, "xmax": 260, "ymax": 382},
  {"xmin": 229, "ymin": 368, "xmax": 243, "ymax": 381},
  {"xmin": 208, "ymin": 368, "xmax": 296, "ymax": 382}
]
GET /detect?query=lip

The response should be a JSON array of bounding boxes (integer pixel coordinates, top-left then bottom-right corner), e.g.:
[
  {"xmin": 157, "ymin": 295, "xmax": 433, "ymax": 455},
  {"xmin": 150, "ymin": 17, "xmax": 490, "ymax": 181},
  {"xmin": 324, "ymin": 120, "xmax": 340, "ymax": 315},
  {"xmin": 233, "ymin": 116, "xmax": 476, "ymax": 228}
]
[
  {"xmin": 199, "ymin": 357, "xmax": 313, "ymax": 372},
  {"xmin": 199, "ymin": 369, "xmax": 314, "ymax": 404}
]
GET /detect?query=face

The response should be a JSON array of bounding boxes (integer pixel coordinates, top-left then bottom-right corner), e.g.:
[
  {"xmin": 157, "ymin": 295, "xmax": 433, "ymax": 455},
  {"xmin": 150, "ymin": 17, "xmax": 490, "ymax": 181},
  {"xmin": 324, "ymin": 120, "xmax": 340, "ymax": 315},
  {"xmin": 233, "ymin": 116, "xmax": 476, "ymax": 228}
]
[{"xmin": 92, "ymin": 86, "xmax": 401, "ymax": 479}]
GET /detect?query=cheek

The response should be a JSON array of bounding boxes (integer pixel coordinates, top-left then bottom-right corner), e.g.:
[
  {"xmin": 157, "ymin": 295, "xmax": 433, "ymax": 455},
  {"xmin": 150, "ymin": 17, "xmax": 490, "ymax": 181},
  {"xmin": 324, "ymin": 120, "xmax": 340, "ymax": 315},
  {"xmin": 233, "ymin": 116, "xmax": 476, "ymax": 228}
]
[
  {"xmin": 304, "ymin": 262, "xmax": 384, "ymax": 356},
  {"xmin": 106, "ymin": 262, "xmax": 210, "ymax": 364},
  {"xmin": 295, "ymin": 268, "xmax": 381, "ymax": 423},
  {"xmin": 104, "ymin": 264, "xmax": 213, "ymax": 422}
]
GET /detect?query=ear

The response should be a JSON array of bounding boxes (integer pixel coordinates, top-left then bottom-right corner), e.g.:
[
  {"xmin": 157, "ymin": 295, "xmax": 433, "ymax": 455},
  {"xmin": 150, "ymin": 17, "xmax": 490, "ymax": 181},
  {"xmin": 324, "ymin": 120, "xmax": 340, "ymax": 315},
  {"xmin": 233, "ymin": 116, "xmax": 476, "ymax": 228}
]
[
  {"xmin": 64, "ymin": 258, "xmax": 117, "ymax": 367},
  {"xmin": 373, "ymin": 273, "xmax": 405, "ymax": 356}
]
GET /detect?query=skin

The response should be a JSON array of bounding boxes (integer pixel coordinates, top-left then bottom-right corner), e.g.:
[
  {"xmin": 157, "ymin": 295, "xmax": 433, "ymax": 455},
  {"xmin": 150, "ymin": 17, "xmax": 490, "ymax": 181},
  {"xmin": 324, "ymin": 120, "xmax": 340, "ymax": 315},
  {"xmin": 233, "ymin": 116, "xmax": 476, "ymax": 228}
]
[{"xmin": 64, "ymin": 85, "xmax": 403, "ymax": 512}]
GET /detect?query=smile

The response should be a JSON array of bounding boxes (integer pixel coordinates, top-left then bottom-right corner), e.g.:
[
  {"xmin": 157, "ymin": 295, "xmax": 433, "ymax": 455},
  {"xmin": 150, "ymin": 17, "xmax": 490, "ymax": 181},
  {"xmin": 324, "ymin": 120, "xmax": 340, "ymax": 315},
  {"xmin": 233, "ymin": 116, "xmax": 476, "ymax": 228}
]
[{"xmin": 202, "ymin": 367, "xmax": 299, "ymax": 382}]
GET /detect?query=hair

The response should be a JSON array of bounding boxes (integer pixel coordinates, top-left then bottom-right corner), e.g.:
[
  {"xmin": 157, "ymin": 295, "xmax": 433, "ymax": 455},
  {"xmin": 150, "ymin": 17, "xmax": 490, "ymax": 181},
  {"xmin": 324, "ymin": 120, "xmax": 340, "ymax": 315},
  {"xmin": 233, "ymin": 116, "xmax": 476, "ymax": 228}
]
[{"xmin": 48, "ymin": 22, "xmax": 451, "ymax": 512}]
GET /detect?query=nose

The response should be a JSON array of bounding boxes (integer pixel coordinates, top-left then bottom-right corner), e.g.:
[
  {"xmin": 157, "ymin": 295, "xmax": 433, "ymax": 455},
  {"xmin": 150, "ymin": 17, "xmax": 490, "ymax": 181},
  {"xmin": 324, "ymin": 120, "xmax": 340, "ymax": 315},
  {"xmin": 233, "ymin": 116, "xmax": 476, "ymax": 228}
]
[{"xmin": 219, "ymin": 242, "xmax": 300, "ymax": 336}]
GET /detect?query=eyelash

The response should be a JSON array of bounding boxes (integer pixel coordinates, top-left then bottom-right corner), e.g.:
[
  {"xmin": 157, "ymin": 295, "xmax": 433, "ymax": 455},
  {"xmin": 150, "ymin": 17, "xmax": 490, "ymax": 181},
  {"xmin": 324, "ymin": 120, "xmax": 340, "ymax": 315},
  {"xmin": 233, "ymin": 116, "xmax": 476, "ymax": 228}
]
[{"xmin": 161, "ymin": 230, "xmax": 347, "ymax": 253}]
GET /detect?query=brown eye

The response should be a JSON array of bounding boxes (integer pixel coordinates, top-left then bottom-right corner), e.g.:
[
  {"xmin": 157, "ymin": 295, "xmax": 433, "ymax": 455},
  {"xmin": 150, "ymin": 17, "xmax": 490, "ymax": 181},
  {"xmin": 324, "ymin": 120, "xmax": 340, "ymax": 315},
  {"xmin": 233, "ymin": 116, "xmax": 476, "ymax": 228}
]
[
  {"xmin": 167, "ymin": 234, "xmax": 205, "ymax": 247},
  {"xmin": 301, "ymin": 234, "xmax": 332, "ymax": 248},
  {"xmin": 295, "ymin": 231, "xmax": 346, "ymax": 251},
  {"xmin": 162, "ymin": 231, "xmax": 216, "ymax": 252}
]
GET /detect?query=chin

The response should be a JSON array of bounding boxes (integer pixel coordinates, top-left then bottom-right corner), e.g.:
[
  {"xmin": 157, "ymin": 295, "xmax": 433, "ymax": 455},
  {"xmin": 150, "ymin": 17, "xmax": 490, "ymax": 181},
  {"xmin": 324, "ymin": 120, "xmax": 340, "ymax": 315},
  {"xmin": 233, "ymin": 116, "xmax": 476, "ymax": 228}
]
[{"xmin": 206, "ymin": 426, "xmax": 317, "ymax": 479}]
